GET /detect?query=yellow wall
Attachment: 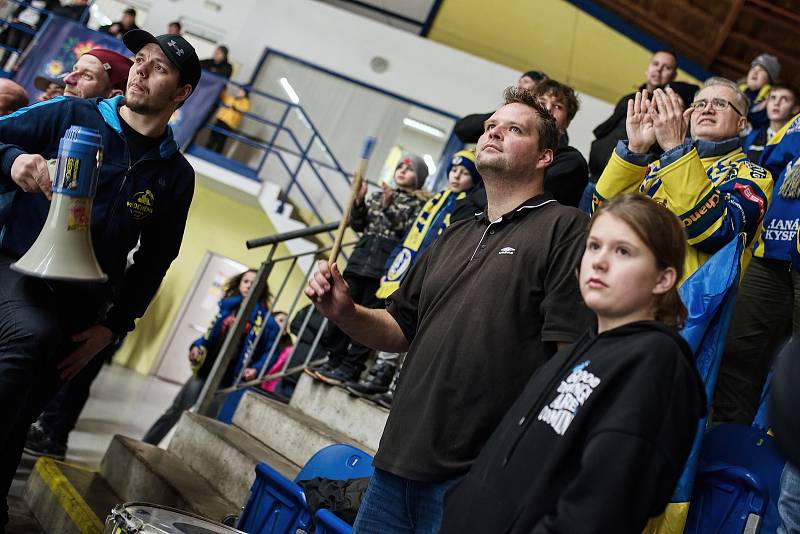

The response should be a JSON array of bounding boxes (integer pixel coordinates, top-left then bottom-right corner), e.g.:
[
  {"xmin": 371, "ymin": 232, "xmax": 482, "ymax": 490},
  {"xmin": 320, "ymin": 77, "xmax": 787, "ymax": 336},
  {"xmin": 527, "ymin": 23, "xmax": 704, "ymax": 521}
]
[
  {"xmin": 429, "ymin": 0, "xmax": 700, "ymax": 104},
  {"xmin": 114, "ymin": 184, "xmax": 310, "ymax": 374}
]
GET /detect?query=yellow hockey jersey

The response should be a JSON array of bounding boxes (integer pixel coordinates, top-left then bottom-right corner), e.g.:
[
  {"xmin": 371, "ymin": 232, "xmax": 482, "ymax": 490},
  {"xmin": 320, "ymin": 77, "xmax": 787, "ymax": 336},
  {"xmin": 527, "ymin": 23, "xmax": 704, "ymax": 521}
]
[{"xmin": 594, "ymin": 138, "xmax": 773, "ymax": 279}]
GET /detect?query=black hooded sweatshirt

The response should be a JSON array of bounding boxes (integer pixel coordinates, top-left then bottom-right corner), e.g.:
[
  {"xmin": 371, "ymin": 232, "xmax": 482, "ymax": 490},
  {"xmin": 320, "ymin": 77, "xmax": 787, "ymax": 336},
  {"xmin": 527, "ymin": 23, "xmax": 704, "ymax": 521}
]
[{"xmin": 440, "ymin": 321, "xmax": 706, "ymax": 534}]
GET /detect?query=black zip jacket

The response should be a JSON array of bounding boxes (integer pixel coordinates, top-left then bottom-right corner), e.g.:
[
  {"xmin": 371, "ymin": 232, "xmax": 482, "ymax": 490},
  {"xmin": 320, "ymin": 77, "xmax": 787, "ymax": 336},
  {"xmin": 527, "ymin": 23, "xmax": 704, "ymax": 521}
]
[
  {"xmin": 0, "ymin": 96, "xmax": 195, "ymax": 336},
  {"xmin": 346, "ymin": 189, "xmax": 426, "ymax": 279},
  {"xmin": 440, "ymin": 321, "xmax": 706, "ymax": 534}
]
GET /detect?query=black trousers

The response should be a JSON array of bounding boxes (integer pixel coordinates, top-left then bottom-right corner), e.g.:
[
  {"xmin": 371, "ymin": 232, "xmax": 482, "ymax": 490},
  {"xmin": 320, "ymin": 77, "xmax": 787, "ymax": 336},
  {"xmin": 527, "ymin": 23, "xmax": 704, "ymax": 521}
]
[
  {"xmin": 0, "ymin": 254, "xmax": 104, "ymax": 523},
  {"xmin": 36, "ymin": 341, "xmax": 119, "ymax": 446},
  {"xmin": 205, "ymin": 119, "xmax": 232, "ymax": 154},
  {"xmin": 713, "ymin": 256, "xmax": 800, "ymax": 424},
  {"xmin": 321, "ymin": 272, "xmax": 382, "ymax": 376},
  {"xmin": 142, "ymin": 375, "xmax": 206, "ymax": 446}
]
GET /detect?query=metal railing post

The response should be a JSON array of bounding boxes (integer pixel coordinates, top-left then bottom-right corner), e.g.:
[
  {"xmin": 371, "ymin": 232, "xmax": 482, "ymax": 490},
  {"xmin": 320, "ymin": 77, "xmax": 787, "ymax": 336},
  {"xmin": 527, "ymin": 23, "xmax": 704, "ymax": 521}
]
[{"xmin": 195, "ymin": 244, "xmax": 277, "ymax": 416}]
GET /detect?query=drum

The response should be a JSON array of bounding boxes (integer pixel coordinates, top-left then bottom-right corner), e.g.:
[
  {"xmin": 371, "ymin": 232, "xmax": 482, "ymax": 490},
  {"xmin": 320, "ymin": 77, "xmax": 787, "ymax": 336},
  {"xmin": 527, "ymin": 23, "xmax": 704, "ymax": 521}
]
[{"xmin": 104, "ymin": 502, "xmax": 245, "ymax": 534}]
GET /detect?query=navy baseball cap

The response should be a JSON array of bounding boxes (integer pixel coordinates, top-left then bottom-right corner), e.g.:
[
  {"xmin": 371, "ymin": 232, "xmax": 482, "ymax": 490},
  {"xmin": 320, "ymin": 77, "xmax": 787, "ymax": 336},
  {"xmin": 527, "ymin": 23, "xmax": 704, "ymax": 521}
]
[{"xmin": 122, "ymin": 29, "xmax": 201, "ymax": 91}]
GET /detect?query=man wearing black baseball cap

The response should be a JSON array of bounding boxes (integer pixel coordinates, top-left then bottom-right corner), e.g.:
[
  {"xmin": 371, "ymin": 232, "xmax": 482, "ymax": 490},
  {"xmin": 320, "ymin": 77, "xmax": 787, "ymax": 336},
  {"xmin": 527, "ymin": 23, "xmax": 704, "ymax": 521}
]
[
  {"xmin": 0, "ymin": 30, "xmax": 202, "ymax": 530},
  {"xmin": 123, "ymin": 29, "xmax": 201, "ymax": 97}
]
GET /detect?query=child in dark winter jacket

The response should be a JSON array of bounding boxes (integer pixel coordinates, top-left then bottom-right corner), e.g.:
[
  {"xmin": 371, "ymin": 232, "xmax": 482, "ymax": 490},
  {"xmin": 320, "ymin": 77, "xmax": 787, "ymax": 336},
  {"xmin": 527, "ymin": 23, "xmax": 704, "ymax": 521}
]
[
  {"xmin": 440, "ymin": 194, "xmax": 706, "ymax": 534},
  {"xmin": 311, "ymin": 154, "xmax": 429, "ymax": 386},
  {"xmin": 346, "ymin": 149, "xmax": 483, "ymax": 401}
]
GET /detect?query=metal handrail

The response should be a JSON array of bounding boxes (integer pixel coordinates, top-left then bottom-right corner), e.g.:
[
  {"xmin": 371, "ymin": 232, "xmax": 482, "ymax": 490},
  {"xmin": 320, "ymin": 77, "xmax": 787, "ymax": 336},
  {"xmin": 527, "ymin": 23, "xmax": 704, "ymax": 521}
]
[
  {"xmin": 191, "ymin": 75, "xmax": 357, "ymax": 225},
  {"xmin": 0, "ymin": 0, "xmax": 91, "ymax": 76},
  {"xmin": 246, "ymin": 221, "xmax": 340, "ymax": 249},
  {"xmin": 194, "ymin": 223, "xmax": 359, "ymax": 416}
]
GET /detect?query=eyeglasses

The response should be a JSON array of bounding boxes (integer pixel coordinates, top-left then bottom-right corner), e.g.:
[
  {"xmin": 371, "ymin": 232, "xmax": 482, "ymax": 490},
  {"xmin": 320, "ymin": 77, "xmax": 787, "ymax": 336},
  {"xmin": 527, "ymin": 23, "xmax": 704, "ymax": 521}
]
[{"xmin": 690, "ymin": 98, "xmax": 744, "ymax": 117}]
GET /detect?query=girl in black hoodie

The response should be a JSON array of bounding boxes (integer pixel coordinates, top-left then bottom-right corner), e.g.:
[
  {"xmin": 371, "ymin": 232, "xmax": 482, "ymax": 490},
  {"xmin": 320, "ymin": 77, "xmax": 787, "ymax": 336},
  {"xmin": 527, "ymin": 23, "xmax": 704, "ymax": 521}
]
[{"xmin": 440, "ymin": 193, "xmax": 706, "ymax": 534}]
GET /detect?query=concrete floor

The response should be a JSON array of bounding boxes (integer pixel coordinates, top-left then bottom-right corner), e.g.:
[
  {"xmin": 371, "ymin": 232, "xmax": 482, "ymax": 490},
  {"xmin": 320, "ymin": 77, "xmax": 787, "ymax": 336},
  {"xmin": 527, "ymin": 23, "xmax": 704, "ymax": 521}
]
[{"xmin": 9, "ymin": 364, "xmax": 181, "ymax": 532}]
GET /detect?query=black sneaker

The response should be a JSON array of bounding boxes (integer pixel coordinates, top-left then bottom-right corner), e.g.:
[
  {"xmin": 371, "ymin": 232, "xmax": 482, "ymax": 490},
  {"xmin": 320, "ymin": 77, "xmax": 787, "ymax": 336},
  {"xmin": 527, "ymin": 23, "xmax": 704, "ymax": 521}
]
[
  {"xmin": 23, "ymin": 424, "xmax": 66, "ymax": 461},
  {"xmin": 345, "ymin": 361, "xmax": 396, "ymax": 397},
  {"xmin": 316, "ymin": 366, "xmax": 359, "ymax": 387},
  {"xmin": 372, "ymin": 390, "xmax": 393, "ymax": 409}
]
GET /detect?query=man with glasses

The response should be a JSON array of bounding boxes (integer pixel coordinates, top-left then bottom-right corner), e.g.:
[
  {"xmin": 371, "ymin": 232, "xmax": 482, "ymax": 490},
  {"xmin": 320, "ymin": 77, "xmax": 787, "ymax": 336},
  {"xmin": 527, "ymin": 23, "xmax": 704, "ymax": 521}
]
[{"xmin": 594, "ymin": 77, "xmax": 773, "ymax": 279}]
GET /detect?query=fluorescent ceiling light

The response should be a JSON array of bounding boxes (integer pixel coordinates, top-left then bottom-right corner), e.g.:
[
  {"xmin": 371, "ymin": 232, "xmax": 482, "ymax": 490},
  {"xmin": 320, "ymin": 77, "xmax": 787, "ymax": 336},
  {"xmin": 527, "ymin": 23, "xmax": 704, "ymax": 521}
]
[
  {"xmin": 423, "ymin": 154, "xmax": 437, "ymax": 174},
  {"xmin": 279, "ymin": 77, "xmax": 300, "ymax": 104},
  {"xmin": 403, "ymin": 117, "xmax": 445, "ymax": 138}
]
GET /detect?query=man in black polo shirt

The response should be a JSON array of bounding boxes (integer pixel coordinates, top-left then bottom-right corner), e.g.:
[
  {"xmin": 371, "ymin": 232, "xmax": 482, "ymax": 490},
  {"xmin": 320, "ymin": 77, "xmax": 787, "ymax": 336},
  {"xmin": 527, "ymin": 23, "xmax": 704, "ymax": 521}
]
[{"xmin": 306, "ymin": 87, "xmax": 590, "ymax": 533}]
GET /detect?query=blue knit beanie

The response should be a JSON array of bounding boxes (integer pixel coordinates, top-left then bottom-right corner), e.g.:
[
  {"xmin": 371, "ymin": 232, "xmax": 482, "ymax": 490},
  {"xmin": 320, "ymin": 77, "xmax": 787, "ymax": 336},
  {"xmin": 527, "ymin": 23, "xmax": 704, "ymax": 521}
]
[{"xmin": 447, "ymin": 150, "xmax": 482, "ymax": 186}]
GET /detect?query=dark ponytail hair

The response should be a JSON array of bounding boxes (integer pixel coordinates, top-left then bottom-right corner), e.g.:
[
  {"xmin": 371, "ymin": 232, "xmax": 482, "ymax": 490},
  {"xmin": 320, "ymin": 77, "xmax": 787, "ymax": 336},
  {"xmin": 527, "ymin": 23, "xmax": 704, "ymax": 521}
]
[{"xmin": 589, "ymin": 193, "xmax": 688, "ymax": 328}]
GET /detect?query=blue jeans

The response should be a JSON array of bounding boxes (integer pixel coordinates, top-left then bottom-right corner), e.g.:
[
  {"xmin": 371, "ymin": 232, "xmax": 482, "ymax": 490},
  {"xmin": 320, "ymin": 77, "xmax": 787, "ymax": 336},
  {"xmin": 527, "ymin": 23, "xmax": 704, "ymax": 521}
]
[
  {"xmin": 578, "ymin": 182, "xmax": 596, "ymax": 214},
  {"xmin": 352, "ymin": 469, "xmax": 460, "ymax": 534},
  {"xmin": 779, "ymin": 463, "xmax": 800, "ymax": 534}
]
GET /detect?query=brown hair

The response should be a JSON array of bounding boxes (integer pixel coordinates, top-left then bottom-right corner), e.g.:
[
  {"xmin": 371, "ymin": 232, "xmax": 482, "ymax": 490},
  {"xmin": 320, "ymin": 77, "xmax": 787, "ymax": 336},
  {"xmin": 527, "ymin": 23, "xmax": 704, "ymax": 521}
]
[
  {"xmin": 533, "ymin": 79, "xmax": 581, "ymax": 121},
  {"xmin": 222, "ymin": 269, "xmax": 271, "ymax": 307},
  {"xmin": 589, "ymin": 194, "xmax": 688, "ymax": 328},
  {"xmin": 502, "ymin": 86, "xmax": 560, "ymax": 153},
  {"xmin": 770, "ymin": 83, "xmax": 800, "ymax": 103}
]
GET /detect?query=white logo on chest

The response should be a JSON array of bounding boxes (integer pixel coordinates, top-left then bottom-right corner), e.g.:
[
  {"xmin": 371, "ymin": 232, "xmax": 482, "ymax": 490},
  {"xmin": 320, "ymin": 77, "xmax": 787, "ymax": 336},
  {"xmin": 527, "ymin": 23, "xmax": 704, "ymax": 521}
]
[
  {"xmin": 537, "ymin": 361, "xmax": 601, "ymax": 436},
  {"xmin": 498, "ymin": 246, "xmax": 515, "ymax": 255}
]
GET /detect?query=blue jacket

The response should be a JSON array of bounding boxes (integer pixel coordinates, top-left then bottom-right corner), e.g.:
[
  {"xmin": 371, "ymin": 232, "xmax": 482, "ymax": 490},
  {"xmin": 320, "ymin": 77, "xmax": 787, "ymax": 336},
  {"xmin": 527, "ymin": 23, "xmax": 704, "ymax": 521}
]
[
  {"xmin": 754, "ymin": 113, "xmax": 800, "ymax": 262},
  {"xmin": 0, "ymin": 96, "xmax": 195, "ymax": 335},
  {"xmin": 190, "ymin": 295, "xmax": 280, "ymax": 383}
]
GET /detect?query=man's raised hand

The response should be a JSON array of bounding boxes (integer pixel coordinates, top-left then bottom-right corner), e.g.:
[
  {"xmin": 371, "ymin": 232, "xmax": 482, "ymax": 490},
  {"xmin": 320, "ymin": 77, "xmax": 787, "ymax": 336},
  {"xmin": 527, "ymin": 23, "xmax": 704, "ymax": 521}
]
[
  {"xmin": 305, "ymin": 260, "xmax": 355, "ymax": 321},
  {"xmin": 651, "ymin": 87, "xmax": 693, "ymax": 152},
  {"xmin": 10, "ymin": 154, "xmax": 52, "ymax": 200},
  {"xmin": 626, "ymin": 90, "xmax": 656, "ymax": 154}
]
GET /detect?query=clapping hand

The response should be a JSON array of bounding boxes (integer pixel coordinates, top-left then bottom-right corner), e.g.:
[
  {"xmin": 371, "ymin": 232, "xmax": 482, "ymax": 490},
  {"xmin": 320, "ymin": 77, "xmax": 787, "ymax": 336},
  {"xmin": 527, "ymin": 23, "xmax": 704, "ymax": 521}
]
[
  {"xmin": 626, "ymin": 90, "xmax": 656, "ymax": 154},
  {"xmin": 650, "ymin": 88, "xmax": 693, "ymax": 152}
]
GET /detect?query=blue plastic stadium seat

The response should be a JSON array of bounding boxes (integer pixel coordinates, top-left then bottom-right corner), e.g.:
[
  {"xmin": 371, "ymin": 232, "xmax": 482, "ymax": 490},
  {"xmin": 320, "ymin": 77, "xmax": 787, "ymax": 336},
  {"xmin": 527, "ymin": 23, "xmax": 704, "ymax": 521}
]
[
  {"xmin": 295, "ymin": 443, "xmax": 374, "ymax": 482},
  {"xmin": 236, "ymin": 462, "xmax": 312, "ymax": 534},
  {"xmin": 237, "ymin": 443, "xmax": 374, "ymax": 534},
  {"xmin": 684, "ymin": 423, "xmax": 785, "ymax": 534}
]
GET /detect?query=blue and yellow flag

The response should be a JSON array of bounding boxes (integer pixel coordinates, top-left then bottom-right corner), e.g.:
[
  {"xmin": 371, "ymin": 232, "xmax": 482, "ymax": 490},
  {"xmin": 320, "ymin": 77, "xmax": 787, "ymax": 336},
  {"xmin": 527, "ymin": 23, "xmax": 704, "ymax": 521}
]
[{"xmin": 644, "ymin": 235, "xmax": 745, "ymax": 533}]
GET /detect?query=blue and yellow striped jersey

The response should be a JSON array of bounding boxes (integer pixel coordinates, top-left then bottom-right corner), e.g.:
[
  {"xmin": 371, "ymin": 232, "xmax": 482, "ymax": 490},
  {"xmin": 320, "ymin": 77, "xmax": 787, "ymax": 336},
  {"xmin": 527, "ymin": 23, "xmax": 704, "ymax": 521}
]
[{"xmin": 595, "ymin": 138, "xmax": 773, "ymax": 280}]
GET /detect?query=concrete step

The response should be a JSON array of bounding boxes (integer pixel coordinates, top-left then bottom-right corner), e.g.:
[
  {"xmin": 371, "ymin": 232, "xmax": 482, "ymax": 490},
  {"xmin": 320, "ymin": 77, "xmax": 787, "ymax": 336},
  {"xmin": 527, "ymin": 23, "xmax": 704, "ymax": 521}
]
[
  {"xmin": 8, "ymin": 495, "xmax": 44, "ymax": 534},
  {"xmin": 24, "ymin": 457, "xmax": 120, "ymax": 534},
  {"xmin": 167, "ymin": 411, "xmax": 299, "ymax": 507},
  {"xmin": 100, "ymin": 435, "xmax": 237, "ymax": 523},
  {"xmin": 233, "ymin": 390, "xmax": 376, "ymax": 468},
  {"xmin": 289, "ymin": 373, "xmax": 389, "ymax": 451}
]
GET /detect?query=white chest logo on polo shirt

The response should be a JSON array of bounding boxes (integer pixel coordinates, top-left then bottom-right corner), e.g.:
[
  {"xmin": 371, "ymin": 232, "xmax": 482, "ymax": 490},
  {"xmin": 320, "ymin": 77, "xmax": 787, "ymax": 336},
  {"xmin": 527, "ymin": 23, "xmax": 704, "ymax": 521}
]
[
  {"xmin": 537, "ymin": 360, "xmax": 601, "ymax": 436},
  {"xmin": 499, "ymin": 246, "xmax": 516, "ymax": 255}
]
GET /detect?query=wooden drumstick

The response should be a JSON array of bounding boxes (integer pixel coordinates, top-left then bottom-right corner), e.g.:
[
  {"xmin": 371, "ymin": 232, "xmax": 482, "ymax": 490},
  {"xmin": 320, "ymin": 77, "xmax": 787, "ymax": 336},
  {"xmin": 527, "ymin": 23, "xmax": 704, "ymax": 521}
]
[{"xmin": 328, "ymin": 136, "xmax": 376, "ymax": 265}]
